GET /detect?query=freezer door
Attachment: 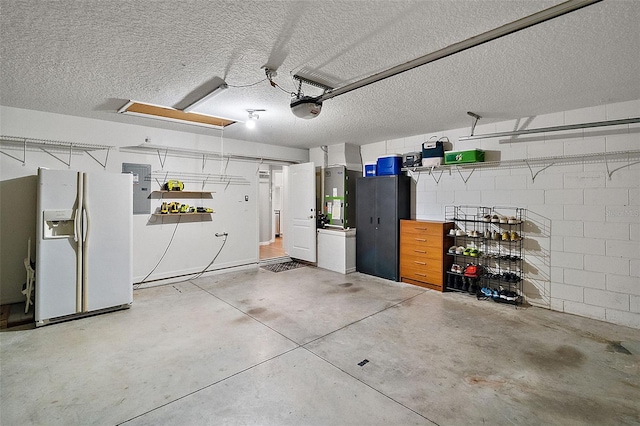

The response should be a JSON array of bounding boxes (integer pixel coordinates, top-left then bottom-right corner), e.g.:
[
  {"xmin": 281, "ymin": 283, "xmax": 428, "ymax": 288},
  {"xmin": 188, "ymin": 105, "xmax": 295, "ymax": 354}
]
[
  {"xmin": 82, "ymin": 172, "xmax": 133, "ymax": 312},
  {"xmin": 36, "ymin": 169, "xmax": 81, "ymax": 322}
]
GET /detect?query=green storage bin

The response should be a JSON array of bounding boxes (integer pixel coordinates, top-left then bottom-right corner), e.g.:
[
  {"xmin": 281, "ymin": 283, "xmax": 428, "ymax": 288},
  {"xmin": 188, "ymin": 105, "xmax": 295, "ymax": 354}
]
[{"xmin": 444, "ymin": 149, "xmax": 485, "ymax": 164}]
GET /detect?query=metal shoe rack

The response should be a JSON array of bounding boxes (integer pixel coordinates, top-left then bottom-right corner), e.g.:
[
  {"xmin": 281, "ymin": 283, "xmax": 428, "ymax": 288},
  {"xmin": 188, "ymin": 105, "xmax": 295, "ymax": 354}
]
[{"xmin": 444, "ymin": 205, "xmax": 525, "ymax": 305}]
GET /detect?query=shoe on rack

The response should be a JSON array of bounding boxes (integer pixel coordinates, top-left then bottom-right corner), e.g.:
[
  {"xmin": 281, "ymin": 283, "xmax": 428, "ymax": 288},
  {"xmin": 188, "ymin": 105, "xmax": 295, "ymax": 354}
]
[
  {"xmin": 463, "ymin": 247, "xmax": 472, "ymax": 256},
  {"xmin": 502, "ymin": 231, "xmax": 510, "ymax": 241},
  {"xmin": 448, "ymin": 245, "xmax": 457, "ymax": 254},
  {"xmin": 469, "ymin": 248, "xmax": 479, "ymax": 257},
  {"xmin": 508, "ymin": 216, "xmax": 520, "ymax": 224},
  {"xmin": 483, "ymin": 215, "xmax": 492, "ymax": 222},
  {"xmin": 491, "ymin": 214, "xmax": 500, "ymax": 223},
  {"xmin": 499, "ymin": 216, "xmax": 508, "ymax": 224},
  {"xmin": 505, "ymin": 291, "xmax": 518, "ymax": 301},
  {"xmin": 456, "ymin": 229, "xmax": 466, "ymax": 237},
  {"xmin": 456, "ymin": 246, "xmax": 465, "ymax": 255},
  {"xmin": 447, "ymin": 273, "xmax": 454, "ymax": 288},
  {"xmin": 480, "ymin": 287, "xmax": 493, "ymax": 297},
  {"xmin": 449, "ymin": 228, "xmax": 457, "ymax": 236},
  {"xmin": 510, "ymin": 231, "xmax": 520, "ymax": 241}
]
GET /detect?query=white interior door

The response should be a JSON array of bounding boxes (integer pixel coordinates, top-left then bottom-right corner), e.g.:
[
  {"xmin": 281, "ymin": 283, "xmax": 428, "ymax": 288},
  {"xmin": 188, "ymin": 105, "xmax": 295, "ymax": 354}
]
[{"xmin": 284, "ymin": 162, "xmax": 316, "ymax": 262}]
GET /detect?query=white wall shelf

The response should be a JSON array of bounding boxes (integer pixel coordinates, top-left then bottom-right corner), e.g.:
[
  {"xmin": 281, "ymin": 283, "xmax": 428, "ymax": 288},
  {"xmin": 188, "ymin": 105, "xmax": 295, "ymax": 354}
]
[
  {"xmin": 404, "ymin": 150, "xmax": 640, "ymax": 184},
  {"xmin": 150, "ymin": 212, "xmax": 213, "ymax": 217},
  {"xmin": 151, "ymin": 170, "xmax": 250, "ymax": 188},
  {"xmin": 120, "ymin": 144, "xmax": 299, "ymax": 170},
  {"xmin": 150, "ymin": 190, "xmax": 215, "ymax": 198},
  {"xmin": 0, "ymin": 135, "xmax": 113, "ymax": 168}
]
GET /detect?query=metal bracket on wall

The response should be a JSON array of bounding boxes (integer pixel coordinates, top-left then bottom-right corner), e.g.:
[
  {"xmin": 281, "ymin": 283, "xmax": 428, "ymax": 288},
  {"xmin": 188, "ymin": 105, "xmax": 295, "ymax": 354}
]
[
  {"xmin": 524, "ymin": 160, "xmax": 554, "ymax": 183},
  {"xmin": 455, "ymin": 166, "xmax": 475, "ymax": 184},
  {"xmin": 604, "ymin": 151, "xmax": 640, "ymax": 180}
]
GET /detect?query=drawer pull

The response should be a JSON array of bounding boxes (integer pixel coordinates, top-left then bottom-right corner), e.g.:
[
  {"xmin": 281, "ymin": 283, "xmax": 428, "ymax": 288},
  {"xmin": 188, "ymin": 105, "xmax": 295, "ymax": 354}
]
[
  {"xmin": 415, "ymin": 227, "xmax": 427, "ymax": 231},
  {"xmin": 414, "ymin": 238, "xmax": 426, "ymax": 242},
  {"xmin": 414, "ymin": 250, "xmax": 426, "ymax": 254},
  {"xmin": 413, "ymin": 261, "xmax": 426, "ymax": 265},
  {"xmin": 415, "ymin": 273, "xmax": 427, "ymax": 277}
]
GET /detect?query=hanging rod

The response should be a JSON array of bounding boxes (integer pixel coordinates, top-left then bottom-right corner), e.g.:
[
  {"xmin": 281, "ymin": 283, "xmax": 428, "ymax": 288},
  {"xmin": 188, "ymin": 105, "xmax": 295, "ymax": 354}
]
[{"xmin": 458, "ymin": 117, "xmax": 640, "ymax": 141}]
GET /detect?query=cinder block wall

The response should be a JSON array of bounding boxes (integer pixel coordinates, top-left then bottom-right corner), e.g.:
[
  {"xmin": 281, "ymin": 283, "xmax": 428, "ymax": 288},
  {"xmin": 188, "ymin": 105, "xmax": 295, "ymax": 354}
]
[{"xmin": 361, "ymin": 99, "xmax": 640, "ymax": 329}]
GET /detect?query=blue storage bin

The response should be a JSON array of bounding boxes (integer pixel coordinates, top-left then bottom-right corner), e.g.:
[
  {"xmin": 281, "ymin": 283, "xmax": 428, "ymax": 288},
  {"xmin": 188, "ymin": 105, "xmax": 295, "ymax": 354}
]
[
  {"xmin": 376, "ymin": 155, "xmax": 402, "ymax": 176},
  {"xmin": 364, "ymin": 162, "xmax": 377, "ymax": 177}
]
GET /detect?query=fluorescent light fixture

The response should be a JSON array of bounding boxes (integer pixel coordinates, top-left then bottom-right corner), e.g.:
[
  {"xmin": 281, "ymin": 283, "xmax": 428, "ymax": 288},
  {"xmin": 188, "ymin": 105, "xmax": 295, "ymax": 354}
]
[
  {"xmin": 182, "ymin": 83, "xmax": 228, "ymax": 113},
  {"xmin": 118, "ymin": 100, "xmax": 235, "ymax": 130}
]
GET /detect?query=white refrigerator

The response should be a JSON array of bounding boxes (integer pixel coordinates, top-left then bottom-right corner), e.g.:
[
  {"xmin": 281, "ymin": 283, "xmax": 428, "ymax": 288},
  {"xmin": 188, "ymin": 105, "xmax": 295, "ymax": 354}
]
[{"xmin": 36, "ymin": 168, "xmax": 133, "ymax": 325}]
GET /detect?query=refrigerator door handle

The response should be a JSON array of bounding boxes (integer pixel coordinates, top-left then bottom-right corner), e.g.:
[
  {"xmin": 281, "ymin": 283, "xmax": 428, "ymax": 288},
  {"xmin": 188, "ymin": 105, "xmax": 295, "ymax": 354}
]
[
  {"xmin": 73, "ymin": 208, "xmax": 80, "ymax": 242},
  {"xmin": 82, "ymin": 207, "xmax": 90, "ymax": 243},
  {"xmin": 76, "ymin": 173, "xmax": 84, "ymax": 313},
  {"xmin": 82, "ymin": 172, "xmax": 90, "ymax": 312}
]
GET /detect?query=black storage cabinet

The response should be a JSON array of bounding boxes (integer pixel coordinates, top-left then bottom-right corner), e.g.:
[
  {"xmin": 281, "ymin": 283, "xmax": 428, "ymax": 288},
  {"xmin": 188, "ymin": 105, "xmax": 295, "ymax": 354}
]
[{"xmin": 356, "ymin": 175, "xmax": 411, "ymax": 281}]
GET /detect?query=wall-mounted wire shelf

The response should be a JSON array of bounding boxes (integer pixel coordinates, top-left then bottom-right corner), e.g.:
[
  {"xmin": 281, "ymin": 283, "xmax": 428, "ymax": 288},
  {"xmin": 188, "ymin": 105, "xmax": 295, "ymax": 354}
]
[
  {"xmin": 151, "ymin": 170, "xmax": 250, "ymax": 188},
  {"xmin": 0, "ymin": 135, "xmax": 113, "ymax": 168},
  {"xmin": 120, "ymin": 144, "xmax": 300, "ymax": 171},
  {"xmin": 404, "ymin": 149, "xmax": 640, "ymax": 183}
]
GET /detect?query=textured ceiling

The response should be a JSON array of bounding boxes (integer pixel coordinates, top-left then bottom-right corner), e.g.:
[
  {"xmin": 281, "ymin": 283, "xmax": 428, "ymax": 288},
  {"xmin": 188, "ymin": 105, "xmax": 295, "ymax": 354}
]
[{"xmin": 1, "ymin": 1, "xmax": 639, "ymax": 149}]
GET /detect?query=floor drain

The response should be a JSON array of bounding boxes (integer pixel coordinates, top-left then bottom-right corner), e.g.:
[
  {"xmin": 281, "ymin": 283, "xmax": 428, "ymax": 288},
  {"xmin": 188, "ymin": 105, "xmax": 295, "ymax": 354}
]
[{"xmin": 358, "ymin": 359, "xmax": 369, "ymax": 367}]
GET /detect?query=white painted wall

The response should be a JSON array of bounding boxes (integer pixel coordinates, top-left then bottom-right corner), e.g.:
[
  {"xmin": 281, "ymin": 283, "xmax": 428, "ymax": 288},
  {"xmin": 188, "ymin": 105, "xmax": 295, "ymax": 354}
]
[
  {"xmin": 360, "ymin": 99, "xmax": 640, "ymax": 329},
  {"xmin": 0, "ymin": 106, "xmax": 308, "ymax": 304}
]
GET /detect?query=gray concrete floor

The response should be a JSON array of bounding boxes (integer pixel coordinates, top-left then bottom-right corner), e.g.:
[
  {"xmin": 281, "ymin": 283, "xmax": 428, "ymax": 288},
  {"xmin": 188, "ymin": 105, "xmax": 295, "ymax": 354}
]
[{"xmin": 1, "ymin": 265, "xmax": 639, "ymax": 425}]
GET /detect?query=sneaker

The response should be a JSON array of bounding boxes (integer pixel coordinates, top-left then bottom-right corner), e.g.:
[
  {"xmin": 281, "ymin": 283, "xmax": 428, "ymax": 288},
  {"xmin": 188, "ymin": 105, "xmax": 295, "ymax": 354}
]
[
  {"xmin": 456, "ymin": 229, "xmax": 466, "ymax": 237},
  {"xmin": 499, "ymin": 216, "xmax": 508, "ymax": 224},
  {"xmin": 449, "ymin": 228, "xmax": 457, "ymax": 236},
  {"xmin": 484, "ymin": 230, "xmax": 491, "ymax": 239},
  {"xmin": 469, "ymin": 248, "xmax": 479, "ymax": 257},
  {"xmin": 448, "ymin": 245, "xmax": 457, "ymax": 254},
  {"xmin": 492, "ymin": 231, "xmax": 500, "ymax": 240},
  {"xmin": 483, "ymin": 215, "xmax": 491, "ymax": 222},
  {"xmin": 505, "ymin": 291, "xmax": 518, "ymax": 301},
  {"xmin": 508, "ymin": 216, "xmax": 520, "ymax": 224},
  {"xmin": 491, "ymin": 214, "xmax": 500, "ymax": 223},
  {"xmin": 480, "ymin": 287, "xmax": 493, "ymax": 297},
  {"xmin": 470, "ymin": 230, "xmax": 478, "ymax": 237},
  {"xmin": 463, "ymin": 247, "xmax": 472, "ymax": 256},
  {"xmin": 501, "ymin": 231, "xmax": 510, "ymax": 241},
  {"xmin": 456, "ymin": 246, "xmax": 465, "ymax": 255},
  {"xmin": 510, "ymin": 231, "xmax": 520, "ymax": 241}
]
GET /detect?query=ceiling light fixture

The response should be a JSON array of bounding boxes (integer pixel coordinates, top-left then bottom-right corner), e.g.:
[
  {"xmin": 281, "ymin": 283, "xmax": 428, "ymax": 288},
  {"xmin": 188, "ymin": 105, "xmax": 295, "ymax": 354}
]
[
  {"xmin": 182, "ymin": 82, "xmax": 228, "ymax": 113},
  {"xmin": 246, "ymin": 109, "xmax": 265, "ymax": 129}
]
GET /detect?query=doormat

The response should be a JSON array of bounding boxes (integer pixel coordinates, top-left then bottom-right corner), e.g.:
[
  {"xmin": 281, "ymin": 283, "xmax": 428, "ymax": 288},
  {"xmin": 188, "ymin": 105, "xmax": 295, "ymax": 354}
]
[{"xmin": 261, "ymin": 261, "xmax": 307, "ymax": 273}]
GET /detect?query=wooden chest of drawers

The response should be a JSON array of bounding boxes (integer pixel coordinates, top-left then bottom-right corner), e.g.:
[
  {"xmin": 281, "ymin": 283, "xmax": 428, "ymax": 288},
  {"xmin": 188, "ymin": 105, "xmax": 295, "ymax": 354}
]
[{"xmin": 400, "ymin": 220, "xmax": 454, "ymax": 291}]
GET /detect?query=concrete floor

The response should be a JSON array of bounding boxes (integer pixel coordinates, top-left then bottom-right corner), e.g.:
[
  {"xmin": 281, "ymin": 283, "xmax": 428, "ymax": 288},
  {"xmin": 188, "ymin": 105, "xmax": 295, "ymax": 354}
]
[{"xmin": 1, "ymin": 265, "xmax": 639, "ymax": 425}]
